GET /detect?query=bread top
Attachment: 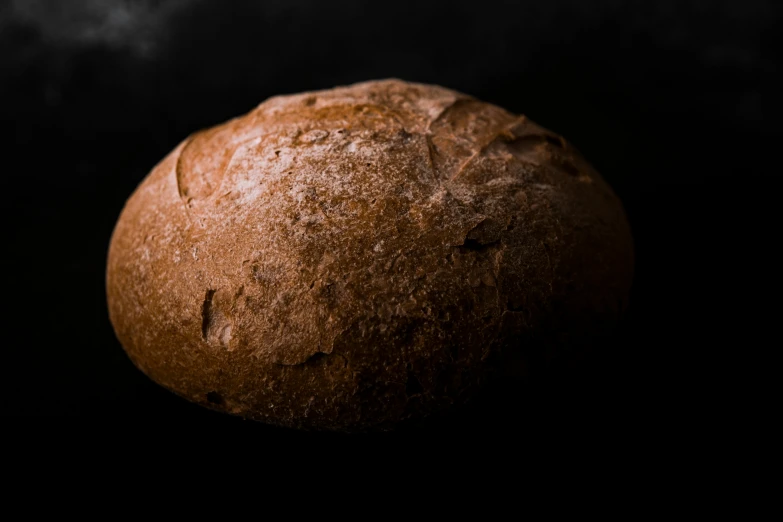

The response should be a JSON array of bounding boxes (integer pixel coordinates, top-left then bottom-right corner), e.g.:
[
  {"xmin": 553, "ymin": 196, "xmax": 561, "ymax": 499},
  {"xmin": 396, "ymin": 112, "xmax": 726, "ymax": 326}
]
[{"xmin": 108, "ymin": 79, "xmax": 632, "ymax": 425}]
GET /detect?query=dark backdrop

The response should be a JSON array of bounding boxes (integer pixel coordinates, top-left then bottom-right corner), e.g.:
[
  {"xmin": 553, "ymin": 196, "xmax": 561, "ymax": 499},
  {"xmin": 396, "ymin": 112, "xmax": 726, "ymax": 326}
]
[{"xmin": 3, "ymin": 1, "xmax": 778, "ymax": 446}]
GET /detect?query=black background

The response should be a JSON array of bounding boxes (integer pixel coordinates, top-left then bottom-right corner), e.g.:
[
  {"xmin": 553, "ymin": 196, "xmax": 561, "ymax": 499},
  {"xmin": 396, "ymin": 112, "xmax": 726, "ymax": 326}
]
[{"xmin": 3, "ymin": 0, "xmax": 778, "ymax": 448}]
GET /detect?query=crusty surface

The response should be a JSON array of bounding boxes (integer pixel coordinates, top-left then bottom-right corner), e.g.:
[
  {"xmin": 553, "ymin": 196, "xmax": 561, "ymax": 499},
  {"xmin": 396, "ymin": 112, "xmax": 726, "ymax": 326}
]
[{"xmin": 107, "ymin": 79, "xmax": 633, "ymax": 431}]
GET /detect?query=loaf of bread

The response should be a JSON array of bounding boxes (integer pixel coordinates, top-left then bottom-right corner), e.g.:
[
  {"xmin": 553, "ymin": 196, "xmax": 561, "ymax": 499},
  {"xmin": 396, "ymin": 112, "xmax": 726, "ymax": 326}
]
[{"xmin": 107, "ymin": 79, "xmax": 633, "ymax": 431}]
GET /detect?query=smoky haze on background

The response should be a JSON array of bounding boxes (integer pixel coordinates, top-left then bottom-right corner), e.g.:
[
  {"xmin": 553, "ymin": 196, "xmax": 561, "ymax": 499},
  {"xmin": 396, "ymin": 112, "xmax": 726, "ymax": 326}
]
[
  {"xmin": 3, "ymin": 0, "xmax": 777, "ymax": 208},
  {"xmin": 1, "ymin": 0, "xmax": 778, "ymax": 420}
]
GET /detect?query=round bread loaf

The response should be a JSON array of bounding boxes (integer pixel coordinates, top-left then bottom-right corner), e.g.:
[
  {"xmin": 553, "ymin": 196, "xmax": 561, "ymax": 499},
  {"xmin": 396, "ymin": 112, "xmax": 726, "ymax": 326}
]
[{"xmin": 107, "ymin": 79, "xmax": 633, "ymax": 431}]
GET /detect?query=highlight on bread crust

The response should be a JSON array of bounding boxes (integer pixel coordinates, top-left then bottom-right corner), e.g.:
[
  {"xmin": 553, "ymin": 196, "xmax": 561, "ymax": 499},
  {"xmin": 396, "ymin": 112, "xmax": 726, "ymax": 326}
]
[{"xmin": 106, "ymin": 79, "xmax": 633, "ymax": 431}]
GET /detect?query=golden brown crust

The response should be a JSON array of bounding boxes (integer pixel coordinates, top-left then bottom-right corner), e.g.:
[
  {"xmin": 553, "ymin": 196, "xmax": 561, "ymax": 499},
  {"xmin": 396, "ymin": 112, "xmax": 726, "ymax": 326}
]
[{"xmin": 106, "ymin": 79, "xmax": 633, "ymax": 431}]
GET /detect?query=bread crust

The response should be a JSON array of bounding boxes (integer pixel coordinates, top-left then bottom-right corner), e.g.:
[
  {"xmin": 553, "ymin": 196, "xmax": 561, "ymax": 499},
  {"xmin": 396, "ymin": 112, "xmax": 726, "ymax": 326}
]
[{"xmin": 107, "ymin": 79, "xmax": 633, "ymax": 431}]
